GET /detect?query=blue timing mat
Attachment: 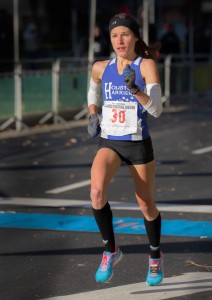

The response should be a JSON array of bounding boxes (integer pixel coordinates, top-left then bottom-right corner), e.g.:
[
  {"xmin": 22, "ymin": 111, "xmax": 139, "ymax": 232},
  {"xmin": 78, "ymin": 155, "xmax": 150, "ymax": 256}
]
[{"xmin": 0, "ymin": 212, "xmax": 211, "ymax": 238}]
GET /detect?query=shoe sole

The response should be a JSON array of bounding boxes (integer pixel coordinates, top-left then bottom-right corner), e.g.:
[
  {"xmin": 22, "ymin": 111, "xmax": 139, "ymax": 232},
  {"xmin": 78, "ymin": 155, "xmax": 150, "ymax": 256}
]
[{"xmin": 112, "ymin": 251, "xmax": 123, "ymax": 267}]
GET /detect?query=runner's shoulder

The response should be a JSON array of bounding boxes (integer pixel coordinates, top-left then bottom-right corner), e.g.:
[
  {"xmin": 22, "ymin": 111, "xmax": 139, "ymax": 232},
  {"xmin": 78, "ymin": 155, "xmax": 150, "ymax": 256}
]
[{"xmin": 92, "ymin": 60, "xmax": 110, "ymax": 80}]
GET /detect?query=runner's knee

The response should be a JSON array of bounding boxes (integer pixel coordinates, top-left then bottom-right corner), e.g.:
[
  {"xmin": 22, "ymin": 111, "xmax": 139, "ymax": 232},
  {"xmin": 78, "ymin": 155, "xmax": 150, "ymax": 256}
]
[{"xmin": 90, "ymin": 186, "xmax": 105, "ymax": 209}]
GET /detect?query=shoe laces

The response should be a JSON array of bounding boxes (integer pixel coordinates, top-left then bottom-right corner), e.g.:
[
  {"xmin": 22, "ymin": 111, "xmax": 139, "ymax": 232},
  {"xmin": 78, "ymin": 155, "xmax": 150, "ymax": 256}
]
[
  {"xmin": 100, "ymin": 253, "xmax": 111, "ymax": 271},
  {"xmin": 149, "ymin": 257, "xmax": 161, "ymax": 274}
]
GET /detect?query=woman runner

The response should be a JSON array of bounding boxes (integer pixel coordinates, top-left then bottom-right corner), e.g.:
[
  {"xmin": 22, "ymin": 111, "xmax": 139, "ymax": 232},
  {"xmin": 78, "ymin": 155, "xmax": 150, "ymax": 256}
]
[{"xmin": 87, "ymin": 13, "xmax": 163, "ymax": 286}]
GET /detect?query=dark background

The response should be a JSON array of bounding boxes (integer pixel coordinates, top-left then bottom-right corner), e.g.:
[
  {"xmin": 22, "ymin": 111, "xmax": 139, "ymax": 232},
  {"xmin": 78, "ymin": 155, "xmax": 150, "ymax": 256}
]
[{"xmin": 0, "ymin": 0, "xmax": 211, "ymax": 64}]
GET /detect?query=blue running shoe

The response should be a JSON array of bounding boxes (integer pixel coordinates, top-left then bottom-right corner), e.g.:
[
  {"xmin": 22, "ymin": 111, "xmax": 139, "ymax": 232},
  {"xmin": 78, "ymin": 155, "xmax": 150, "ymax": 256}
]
[
  {"xmin": 95, "ymin": 245, "xmax": 123, "ymax": 283},
  {"xmin": 146, "ymin": 252, "xmax": 164, "ymax": 286}
]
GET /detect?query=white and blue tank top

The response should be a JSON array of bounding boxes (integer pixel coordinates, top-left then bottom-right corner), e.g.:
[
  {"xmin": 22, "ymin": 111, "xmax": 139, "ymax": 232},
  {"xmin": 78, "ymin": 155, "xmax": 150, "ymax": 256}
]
[{"xmin": 100, "ymin": 56, "xmax": 149, "ymax": 141}]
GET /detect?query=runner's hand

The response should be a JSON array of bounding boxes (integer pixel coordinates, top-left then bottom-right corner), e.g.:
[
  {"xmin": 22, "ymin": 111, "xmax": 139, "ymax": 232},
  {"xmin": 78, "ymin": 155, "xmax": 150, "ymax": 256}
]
[
  {"xmin": 123, "ymin": 64, "xmax": 136, "ymax": 89},
  {"xmin": 123, "ymin": 64, "xmax": 140, "ymax": 95},
  {"xmin": 88, "ymin": 114, "xmax": 101, "ymax": 137}
]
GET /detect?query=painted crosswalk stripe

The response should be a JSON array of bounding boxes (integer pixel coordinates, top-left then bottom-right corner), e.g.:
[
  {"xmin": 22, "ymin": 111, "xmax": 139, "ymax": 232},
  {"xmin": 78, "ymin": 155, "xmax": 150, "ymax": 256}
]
[
  {"xmin": 40, "ymin": 272, "xmax": 212, "ymax": 300},
  {"xmin": 0, "ymin": 212, "xmax": 211, "ymax": 237},
  {"xmin": 192, "ymin": 145, "xmax": 212, "ymax": 154},
  {"xmin": 0, "ymin": 197, "xmax": 211, "ymax": 214},
  {"xmin": 46, "ymin": 180, "xmax": 91, "ymax": 194}
]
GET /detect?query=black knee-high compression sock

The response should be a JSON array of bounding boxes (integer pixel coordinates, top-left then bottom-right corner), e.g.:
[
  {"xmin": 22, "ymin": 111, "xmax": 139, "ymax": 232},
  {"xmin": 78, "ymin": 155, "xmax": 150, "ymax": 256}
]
[
  {"xmin": 144, "ymin": 213, "xmax": 161, "ymax": 259},
  {"xmin": 92, "ymin": 202, "xmax": 115, "ymax": 253}
]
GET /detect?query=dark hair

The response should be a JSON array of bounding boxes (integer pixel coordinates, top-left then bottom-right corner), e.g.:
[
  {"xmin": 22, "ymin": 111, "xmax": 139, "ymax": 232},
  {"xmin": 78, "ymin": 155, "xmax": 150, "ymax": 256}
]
[{"xmin": 110, "ymin": 13, "xmax": 160, "ymax": 60}]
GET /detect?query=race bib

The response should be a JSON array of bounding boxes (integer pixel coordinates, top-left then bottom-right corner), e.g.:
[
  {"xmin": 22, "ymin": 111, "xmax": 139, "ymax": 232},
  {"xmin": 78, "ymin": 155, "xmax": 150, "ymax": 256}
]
[{"xmin": 101, "ymin": 101, "xmax": 137, "ymax": 136}]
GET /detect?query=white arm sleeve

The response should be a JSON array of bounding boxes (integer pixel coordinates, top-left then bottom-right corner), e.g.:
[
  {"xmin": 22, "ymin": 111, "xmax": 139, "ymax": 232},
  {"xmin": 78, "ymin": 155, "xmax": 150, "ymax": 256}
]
[
  {"xmin": 87, "ymin": 78, "xmax": 102, "ymax": 107},
  {"xmin": 143, "ymin": 83, "xmax": 163, "ymax": 118}
]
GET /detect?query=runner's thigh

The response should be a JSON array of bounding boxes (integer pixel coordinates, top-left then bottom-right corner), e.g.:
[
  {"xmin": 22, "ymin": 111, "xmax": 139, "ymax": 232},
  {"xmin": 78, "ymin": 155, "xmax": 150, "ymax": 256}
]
[{"xmin": 91, "ymin": 148, "xmax": 122, "ymax": 192}]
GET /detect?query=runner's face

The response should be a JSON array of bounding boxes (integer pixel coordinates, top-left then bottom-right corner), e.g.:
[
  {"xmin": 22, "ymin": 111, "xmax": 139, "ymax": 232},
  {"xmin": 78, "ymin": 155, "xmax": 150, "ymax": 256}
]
[{"xmin": 110, "ymin": 26, "xmax": 137, "ymax": 58}]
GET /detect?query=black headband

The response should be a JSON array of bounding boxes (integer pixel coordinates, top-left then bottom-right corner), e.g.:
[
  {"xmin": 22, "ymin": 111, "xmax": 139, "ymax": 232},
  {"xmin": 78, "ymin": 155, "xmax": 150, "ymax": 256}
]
[{"xmin": 109, "ymin": 17, "xmax": 140, "ymax": 37}]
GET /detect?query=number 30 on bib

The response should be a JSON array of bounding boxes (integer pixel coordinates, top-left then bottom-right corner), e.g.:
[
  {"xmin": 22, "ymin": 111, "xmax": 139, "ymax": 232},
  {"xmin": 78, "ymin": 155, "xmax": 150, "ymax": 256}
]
[{"xmin": 101, "ymin": 101, "xmax": 138, "ymax": 136}]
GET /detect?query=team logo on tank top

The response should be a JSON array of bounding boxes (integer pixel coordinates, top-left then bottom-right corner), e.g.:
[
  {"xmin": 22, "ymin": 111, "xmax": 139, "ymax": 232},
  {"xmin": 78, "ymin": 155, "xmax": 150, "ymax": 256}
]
[{"xmin": 104, "ymin": 82, "xmax": 131, "ymax": 100}]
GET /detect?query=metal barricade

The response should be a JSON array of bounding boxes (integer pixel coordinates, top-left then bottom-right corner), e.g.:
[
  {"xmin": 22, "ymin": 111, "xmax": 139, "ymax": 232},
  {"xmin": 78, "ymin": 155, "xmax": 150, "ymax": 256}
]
[{"xmin": 0, "ymin": 55, "xmax": 211, "ymax": 131}]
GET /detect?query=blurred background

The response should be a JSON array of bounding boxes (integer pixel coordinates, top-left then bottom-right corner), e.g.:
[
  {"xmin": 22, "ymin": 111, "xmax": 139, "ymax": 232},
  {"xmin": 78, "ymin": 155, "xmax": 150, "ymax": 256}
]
[{"xmin": 0, "ymin": 0, "xmax": 212, "ymax": 131}]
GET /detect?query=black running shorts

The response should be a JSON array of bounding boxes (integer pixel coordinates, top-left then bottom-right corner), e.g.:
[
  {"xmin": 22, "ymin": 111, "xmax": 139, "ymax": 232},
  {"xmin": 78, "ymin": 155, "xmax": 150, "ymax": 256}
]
[{"xmin": 99, "ymin": 136, "xmax": 154, "ymax": 165}]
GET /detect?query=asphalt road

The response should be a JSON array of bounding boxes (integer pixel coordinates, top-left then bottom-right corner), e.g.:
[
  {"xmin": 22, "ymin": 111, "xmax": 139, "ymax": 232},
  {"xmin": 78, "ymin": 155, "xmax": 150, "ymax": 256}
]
[{"xmin": 0, "ymin": 104, "xmax": 211, "ymax": 300}]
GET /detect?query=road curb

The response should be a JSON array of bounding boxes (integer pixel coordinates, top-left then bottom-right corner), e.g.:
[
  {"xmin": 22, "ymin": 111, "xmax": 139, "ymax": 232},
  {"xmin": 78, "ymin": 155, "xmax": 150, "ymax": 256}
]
[{"xmin": 0, "ymin": 119, "xmax": 88, "ymax": 140}]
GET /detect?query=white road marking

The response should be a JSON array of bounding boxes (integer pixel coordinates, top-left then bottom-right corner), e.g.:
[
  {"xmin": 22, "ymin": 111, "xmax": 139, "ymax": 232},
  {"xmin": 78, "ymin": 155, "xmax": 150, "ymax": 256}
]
[
  {"xmin": 192, "ymin": 145, "xmax": 212, "ymax": 154},
  {"xmin": 0, "ymin": 197, "xmax": 211, "ymax": 214},
  {"xmin": 46, "ymin": 179, "xmax": 91, "ymax": 194},
  {"xmin": 40, "ymin": 272, "xmax": 212, "ymax": 300}
]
